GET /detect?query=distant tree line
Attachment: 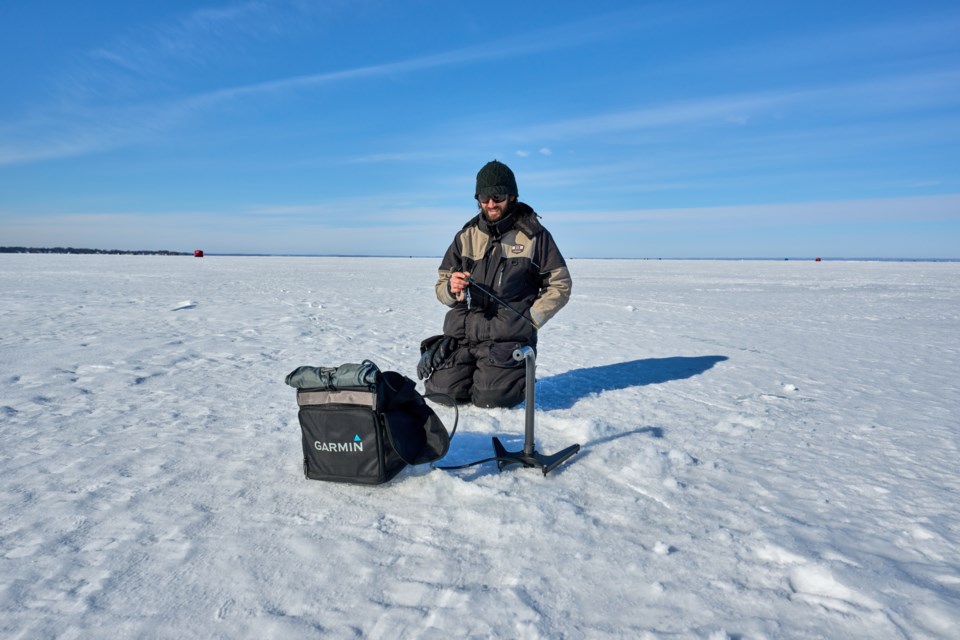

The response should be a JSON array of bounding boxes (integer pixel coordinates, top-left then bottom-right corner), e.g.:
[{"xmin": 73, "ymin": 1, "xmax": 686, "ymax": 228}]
[{"xmin": 0, "ymin": 246, "xmax": 189, "ymax": 256}]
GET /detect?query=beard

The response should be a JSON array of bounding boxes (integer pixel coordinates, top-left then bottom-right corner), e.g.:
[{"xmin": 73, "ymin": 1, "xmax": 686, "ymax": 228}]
[{"xmin": 480, "ymin": 199, "xmax": 513, "ymax": 221}]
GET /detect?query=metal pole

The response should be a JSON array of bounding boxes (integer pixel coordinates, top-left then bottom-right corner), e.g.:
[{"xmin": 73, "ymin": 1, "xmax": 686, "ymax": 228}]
[
  {"xmin": 514, "ymin": 346, "xmax": 536, "ymax": 457},
  {"xmin": 490, "ymin": 342, "xmax": 580, "ymax": 473}
]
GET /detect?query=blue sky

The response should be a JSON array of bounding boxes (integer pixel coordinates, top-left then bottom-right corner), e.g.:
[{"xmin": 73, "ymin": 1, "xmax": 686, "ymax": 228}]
[{"xmin": 1, "ymin": 0, "xmax": 958, "ymax": 258}]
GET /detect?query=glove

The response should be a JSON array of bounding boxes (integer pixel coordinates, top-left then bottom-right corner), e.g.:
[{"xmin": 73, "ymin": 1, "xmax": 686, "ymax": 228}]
[
  {"xmin": 417, "ymin": 335, "xmax": 443, "ymax": 380},
  {"xmin": 417, "ymin": 335, "xmax": 458, "ymax": 380}
]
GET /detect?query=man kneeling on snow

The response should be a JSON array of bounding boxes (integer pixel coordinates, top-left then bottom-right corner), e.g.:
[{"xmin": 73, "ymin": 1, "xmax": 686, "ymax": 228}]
[{"xmin": 417, "ymin": 160, "xmax": 572, "ymax": 408}]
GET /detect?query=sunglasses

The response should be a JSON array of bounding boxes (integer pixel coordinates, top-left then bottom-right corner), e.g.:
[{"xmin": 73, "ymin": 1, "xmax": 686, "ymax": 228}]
[{"xmin": 477, "ymin": 194, "xmax": 509, "ymax": 203}]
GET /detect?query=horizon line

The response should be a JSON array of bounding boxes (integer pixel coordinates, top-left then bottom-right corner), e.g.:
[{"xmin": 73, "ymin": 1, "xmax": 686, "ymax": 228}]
[{"xmin": 2, "ymin": 247, "xmax": 957, "ymax": 262}]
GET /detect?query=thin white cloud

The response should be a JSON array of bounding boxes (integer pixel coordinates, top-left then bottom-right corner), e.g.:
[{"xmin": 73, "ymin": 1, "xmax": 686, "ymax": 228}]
[
  {"xmin": 6, "ymin": 194, "xmax": 955, "ymax": 257},
  {"xmin": 89, "ymin": 1, "xmax": 309, "ymax": 75},
  {"xmin": 4, "ymin": 5, "xmax": 957, "ymax": 174},
  {"xmin": 188, "ymin": 12, "xmax": 671, "ymax": 107},
  {"xmin": 343, "ymin": 149, "xmax": 452, "ymax": 165},
  {"xmin": 0, "ymin": 200, "xmax": 464, "ymax": 251},
  {"xmin": 688, "ymin": 10, "xmax": 960, "ymax": 80},
  {"xmin": 501, "ymin": 70, "xmax": 960, "ymax": 143},
  {"xmin": 548, "ymin": 194, "xmax": 960, "ymax": 226},
  {"xmin": 0, "ymin": 6, "xmax": 679, "ymax": 166}
]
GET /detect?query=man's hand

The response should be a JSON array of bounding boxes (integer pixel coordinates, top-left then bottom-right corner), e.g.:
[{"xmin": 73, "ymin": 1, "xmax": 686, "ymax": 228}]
[{"xmin": 449, "ymin": 271, "xmax": 471, "ymax": 301}]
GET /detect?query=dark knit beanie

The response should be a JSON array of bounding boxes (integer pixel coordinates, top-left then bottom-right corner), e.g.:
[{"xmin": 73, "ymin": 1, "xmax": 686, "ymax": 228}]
[{"xmin": 475, "ymin": 160, "xmax": 518, "ymax": 199}]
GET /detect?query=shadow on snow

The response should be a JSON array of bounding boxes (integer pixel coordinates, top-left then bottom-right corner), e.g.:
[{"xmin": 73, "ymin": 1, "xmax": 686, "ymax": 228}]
[
  {"xmin": 536, "ymin": 355, "xmax": 729, "ymax": 411},
  {"xmin": 427, "ymin": 355, "xmax": 727, "ymax": 479}
]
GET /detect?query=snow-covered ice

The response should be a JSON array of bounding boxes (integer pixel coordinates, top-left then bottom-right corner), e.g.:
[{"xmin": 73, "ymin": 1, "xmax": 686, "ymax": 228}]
[{"xmin": 1, "ymin": 255, "xmax": 958, "ymax": 639}]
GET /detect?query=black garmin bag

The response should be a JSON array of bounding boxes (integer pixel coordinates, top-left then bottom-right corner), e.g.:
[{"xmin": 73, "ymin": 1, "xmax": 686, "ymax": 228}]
[{"xmin": 286, "ymin": 362, "xmax": 454, "ymax": 485}]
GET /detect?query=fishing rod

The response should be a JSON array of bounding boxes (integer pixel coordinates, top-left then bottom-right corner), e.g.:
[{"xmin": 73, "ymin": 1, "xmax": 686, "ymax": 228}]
[{"xmin": 465, "ymin": 275, "xmax": 538, "ymax": 330}]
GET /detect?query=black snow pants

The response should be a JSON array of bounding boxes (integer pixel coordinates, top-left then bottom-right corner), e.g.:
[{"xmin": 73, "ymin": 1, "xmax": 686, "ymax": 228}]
[{"xmin": 424, "ymin": 341, "xmax": 529, "ymax": 408}]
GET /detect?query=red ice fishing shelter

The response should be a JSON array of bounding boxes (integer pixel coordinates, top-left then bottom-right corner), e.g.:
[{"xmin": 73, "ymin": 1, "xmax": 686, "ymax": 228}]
[{"xmin": 194, "ymin": 250, "xmax": 204, "ymax": 258}]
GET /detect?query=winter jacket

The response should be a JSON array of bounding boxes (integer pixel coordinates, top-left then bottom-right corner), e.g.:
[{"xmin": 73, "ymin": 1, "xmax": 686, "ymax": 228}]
[{"xmin": 434, "ymin": 202, "xmax": 572, "ymax": 346}]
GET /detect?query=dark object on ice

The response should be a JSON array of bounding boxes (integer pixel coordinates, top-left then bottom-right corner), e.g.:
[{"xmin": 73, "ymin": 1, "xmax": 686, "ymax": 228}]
[
  {"xmin": 286, "ymin": 361, "xmax": 456, "ymax": 485},
  {"xmin": 194, "ymin": 249, "xmax": 204, "ymax": 257}
]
